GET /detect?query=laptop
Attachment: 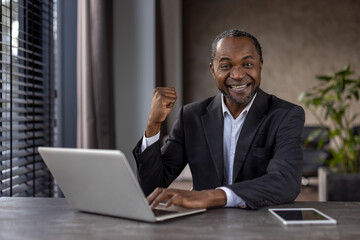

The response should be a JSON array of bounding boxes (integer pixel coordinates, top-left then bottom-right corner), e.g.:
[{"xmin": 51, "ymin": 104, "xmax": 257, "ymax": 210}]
[{"xmin": 38, "ymin": 147, "xmax": 206, "ymax": 222}]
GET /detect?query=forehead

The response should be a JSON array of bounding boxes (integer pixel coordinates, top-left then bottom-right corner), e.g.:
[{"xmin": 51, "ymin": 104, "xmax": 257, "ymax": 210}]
[{"xmin": 214, "ymin": 37, "xmax": 259, "ymax": 60}]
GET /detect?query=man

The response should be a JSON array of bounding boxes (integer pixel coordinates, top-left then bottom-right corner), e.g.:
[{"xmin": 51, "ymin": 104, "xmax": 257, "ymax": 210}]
[{"xmin": 133, "ymin": 29, "xmax": 305, "ymax": 210}]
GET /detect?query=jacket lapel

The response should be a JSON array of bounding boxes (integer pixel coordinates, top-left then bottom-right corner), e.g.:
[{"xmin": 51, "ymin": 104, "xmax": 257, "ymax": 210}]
[
  {"xmin": 201, "ymin": 94, "xmax": 224, "ymax": 185},
  {"xmin": 232, "ymin": 89, "xmax": 269, "ymax": 181}
]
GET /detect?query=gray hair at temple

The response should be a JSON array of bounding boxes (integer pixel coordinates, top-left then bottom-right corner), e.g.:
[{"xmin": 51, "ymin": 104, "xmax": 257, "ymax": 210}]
[{"xmin": 210, "ymin": 29, "xmax": 263, "ymax": 64}]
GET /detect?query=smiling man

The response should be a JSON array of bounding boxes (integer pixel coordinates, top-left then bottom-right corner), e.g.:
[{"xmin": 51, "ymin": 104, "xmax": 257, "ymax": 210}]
[{"xmin": 133, "ymin": 29, "xmax": 305, "ymax": 210}]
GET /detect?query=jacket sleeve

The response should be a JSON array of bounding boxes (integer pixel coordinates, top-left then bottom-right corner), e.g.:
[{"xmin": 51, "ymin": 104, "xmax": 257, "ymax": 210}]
[
  {"xmin": 132, "ymin": 107, "xmax": 187, "ymax": 196},
  {"xmin": 227, "ymin": 105, "xmax": 305, "ymax": 209}
]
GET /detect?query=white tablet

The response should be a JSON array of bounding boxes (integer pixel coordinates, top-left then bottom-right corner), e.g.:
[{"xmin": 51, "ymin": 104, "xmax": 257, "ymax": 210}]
[{"xmin": 268, "ymin": 208, "xmax": 337, "ymax": 225}]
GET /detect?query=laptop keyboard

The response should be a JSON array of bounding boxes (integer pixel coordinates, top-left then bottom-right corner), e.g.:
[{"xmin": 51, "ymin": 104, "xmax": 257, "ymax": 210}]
[{"xmin": 152, "ymin": 209, "xmax": 179, "ymax": 217}]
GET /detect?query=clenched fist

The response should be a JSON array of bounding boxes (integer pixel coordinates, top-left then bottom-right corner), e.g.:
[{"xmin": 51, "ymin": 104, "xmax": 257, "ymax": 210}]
[{"xmin": 145, "ymin": 87, "xmax": 177, "ymax": 137}]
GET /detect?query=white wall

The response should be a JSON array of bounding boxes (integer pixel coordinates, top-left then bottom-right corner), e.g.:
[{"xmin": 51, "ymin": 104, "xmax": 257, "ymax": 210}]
[{"xmin": 113, "ymin": 0, "xmax": 156, "ymax": 172}]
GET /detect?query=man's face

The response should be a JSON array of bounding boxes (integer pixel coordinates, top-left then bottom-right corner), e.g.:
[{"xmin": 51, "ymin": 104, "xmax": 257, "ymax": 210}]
[{"xmin": 210, "ymin": 37, "xmax": 263, "ymax": 107}]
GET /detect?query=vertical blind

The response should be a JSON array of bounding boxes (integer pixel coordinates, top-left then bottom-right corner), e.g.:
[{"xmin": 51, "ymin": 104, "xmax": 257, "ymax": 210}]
[{"xmin": 0, "ymin": 0, "xmax": 54, "ymax": 197}]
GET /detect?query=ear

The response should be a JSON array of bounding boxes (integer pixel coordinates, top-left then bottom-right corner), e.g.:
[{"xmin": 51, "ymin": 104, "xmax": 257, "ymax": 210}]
[
  {"xmin": 259, "ymin": 59, "xmax": 263, "ymax": 72},
  {"xmin": 209, "ymin": 62, "xmax": 215, "ymax": 79}
]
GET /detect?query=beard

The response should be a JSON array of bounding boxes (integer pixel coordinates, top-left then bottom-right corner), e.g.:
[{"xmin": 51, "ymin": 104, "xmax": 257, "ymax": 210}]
[{"xmin": 219, "ymin": 85, "xmax": 258, "ymax": 106}]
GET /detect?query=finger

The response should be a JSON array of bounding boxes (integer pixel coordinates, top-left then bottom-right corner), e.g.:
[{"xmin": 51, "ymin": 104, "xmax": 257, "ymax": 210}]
[
  {"xmin": 147, "ymin": 188, "xmax": 164, "ymax": 206},
  {"xmin": 164, "ymin": 194, "xmax": 182, "ymax": 208},
  {"xmin": 149, "ymin": 189, "xmax": 175, "ymax": 210},
  {"xmin": 159, "ymin": 96, "xmax": 177, "ymax": 104},
  {"xmin": 155, "ymin": 86, "xmax": 175, "ymax": 91},
  {"xmin": 155, "ymin": 92, "xmax": 177, "ymax": 102},
  {"xmin": 154, "ymin": 87, "xmax": 176, "ymax": 95},
  {"xmin": 155, "ymin": 90, "xmax": 177, "ymax": 100},
  {"xmin": 161, "ymin": 98, "xmax": 176, "ymax": 108},
  {"xmin": 158, "ymin": 96, "xmax": 176, "ymax": 108},
  {"xmin": 157, "ymin": 87, "xmax": 176, "ymax": 93},
  {"xmin": 157, "ymin": 92, "xmax": 177, "ymax": 99},
  {"xmin": 166, "ymin": 101, "xmax": 175, "ymax": 108}
]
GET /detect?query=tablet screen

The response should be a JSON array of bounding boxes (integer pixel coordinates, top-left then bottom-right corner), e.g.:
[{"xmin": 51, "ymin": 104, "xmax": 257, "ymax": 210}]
[
  {"xmin": 268, "ymin": 208, "xmax": 337, "ymax": 225},
  {"xmin": 274, "ymin": 209, "xmax": 326, "ymax": 220}
]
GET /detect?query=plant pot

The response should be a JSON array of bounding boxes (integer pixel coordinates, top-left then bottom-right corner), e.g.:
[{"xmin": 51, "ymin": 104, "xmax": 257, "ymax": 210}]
[{"xmin": 318, "ymin": 167, "xmax": 360, "ymax": 201}]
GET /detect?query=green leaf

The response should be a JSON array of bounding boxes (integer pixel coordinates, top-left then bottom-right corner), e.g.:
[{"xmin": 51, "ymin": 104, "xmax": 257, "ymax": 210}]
[
  {"xmin": 316, "ymin": 75, "xmax": 333, "ymax": 82},
  {"xmin": 335, "ymin": 66, "xmax": 353, "ymax": 78},
  {"xmin": 307, "ymin": 129, "xmax": 322, "ymax": 142},
  {"xmin": 312, "ymin": 98, "xmax": 323, "ymax": 106},
  {"xmin": 349, "ymin": 85, "xmax": 360, "ymax": 100},
  {"xmin": 324, "ymin": 94, "xmax": 336, "ymax": 101},
  {"xmin": 324, "ymin": 106, "xmax": 332, "ymax": 120},
  {"xmin": 317, "ymin": 138, "xmax": 325, "ymax": 149},
  {"xmin": 329, "ymin": 129, "xmax": 340, "ymax": 137}
]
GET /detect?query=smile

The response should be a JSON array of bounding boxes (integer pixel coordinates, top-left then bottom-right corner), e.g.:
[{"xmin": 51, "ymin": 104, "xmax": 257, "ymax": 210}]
[
  {"xmin": 228, "ymin": 83, "xmax": 252, "ymax": 92},
  {"xmin": 229, "ymin": 84, "xmax": 249, "ymax": 90}
]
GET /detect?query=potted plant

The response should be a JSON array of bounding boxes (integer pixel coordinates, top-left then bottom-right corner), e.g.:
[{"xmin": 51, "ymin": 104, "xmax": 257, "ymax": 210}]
[{"xmin": 298, "ymin": 65, "xmax": 360, "ymax": 201}]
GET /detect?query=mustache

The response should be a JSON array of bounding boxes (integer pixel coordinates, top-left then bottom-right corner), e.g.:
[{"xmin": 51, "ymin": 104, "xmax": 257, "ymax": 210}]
[{"xmin": 225, "ymin": 76, "xmax": 253, "ymax": 85}]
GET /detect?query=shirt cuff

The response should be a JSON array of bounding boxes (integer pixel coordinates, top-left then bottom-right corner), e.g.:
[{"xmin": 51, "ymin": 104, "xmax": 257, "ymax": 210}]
[
  {"xmin": 217, "ymin": 187, "xmax": 247, "ymax": 208},
  {"xmin": 141, "ymin": 132, "xmax": 160, "ymax": 152}
]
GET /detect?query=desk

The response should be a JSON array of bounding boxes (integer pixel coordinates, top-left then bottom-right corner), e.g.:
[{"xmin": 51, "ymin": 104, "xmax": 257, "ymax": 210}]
[{"xmin": 0, "ymin": 198, "xmax": 359, "ymax": 240}]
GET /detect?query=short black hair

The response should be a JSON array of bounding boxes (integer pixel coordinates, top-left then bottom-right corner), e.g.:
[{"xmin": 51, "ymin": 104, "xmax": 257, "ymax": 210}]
[{"xmin": 210, "ymin": 29, "xmax": 263, "ymax": 64}]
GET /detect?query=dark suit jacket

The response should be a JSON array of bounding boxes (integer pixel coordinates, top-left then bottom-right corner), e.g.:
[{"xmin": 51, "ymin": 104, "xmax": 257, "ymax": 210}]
[{"xmin": 133, "ymin": 89, "xmax": 305, "ymax": 209}]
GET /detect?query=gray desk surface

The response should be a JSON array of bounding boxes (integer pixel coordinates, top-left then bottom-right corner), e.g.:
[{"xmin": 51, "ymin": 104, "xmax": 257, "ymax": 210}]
[{"xmin": 0, "ymin": 197, "xmax": 359, "ymax": 240}]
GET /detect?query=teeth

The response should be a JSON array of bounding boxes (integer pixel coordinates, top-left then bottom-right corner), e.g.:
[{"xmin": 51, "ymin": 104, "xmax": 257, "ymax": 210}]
[{"xmin": 230, "ymin": 84, "xmax": 248, "ymax": 90}]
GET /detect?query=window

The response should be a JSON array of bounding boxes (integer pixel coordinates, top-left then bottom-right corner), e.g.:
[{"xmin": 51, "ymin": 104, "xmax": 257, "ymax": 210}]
[{"xmin": 0, "ymin": 0, "xmax": 55, "ymax": 197}]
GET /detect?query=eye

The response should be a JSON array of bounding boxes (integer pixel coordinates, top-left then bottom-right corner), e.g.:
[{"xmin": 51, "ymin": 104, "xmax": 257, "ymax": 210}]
[
  {"xmin": 243, "ymin": 62, "xmax": 254, "ymax": 68},
  {"xmin": 219, "ymin": 64, "xmax": 231, "ymax": 70}
]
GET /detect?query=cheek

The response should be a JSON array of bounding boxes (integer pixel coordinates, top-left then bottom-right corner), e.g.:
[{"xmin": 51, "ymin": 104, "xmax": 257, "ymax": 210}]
[
  {"xmin": 214, "ymin": 72, "xmax": 224, "ymax": 84},
  {"xmin": 215, "ymin": 78, "xmax": 223, "ymax": 88},
  {"xmin": 248, "ymin": 70, "xmax": 261, "ymax": 83},
  {"xmin": 215, "ymin": 71, "xmax": 228, "ymax": 82}
]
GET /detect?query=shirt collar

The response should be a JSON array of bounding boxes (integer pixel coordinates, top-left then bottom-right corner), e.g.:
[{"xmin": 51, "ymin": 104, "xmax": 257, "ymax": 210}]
[{"xmin": 221, "ymin": 93, "xmax": 257, "ymax": 119}]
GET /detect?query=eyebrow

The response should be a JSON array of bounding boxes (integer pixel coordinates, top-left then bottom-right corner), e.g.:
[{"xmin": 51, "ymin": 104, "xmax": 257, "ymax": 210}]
[
  {"xmin": 218, "ymin": 57, "xmax": 231, "ymax": 63},
  {"xmin": 242, "ymin": 55, "xmax": 255, "ymax": 60},
  {"xmin": 218, "ymin": 55, "xmax": 255, "ymax": 63}
]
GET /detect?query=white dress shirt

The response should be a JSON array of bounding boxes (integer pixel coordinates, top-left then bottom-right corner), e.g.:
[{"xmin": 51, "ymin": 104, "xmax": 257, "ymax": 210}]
[
  {"xmin": 141, "ymin": 93, "xmax": 257, "ymax": 208},
  {"xmin": 216, "ymin": 93, "xmax": 256, "ymax": 207}
]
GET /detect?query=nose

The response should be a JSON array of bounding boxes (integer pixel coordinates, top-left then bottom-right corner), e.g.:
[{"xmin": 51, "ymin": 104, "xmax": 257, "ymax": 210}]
[{"xmin": 230, "ymin": 66, "xmax": 246, "ymax": 79}]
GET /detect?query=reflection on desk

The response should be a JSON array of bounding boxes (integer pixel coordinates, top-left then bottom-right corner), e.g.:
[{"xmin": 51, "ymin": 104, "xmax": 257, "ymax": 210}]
[{"xmin": 0, "ymin": 197, "xmax": 360, "ymax": 240}]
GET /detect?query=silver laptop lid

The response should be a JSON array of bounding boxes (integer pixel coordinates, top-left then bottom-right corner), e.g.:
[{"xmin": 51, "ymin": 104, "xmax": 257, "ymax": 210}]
[{"xmin": 38, "ymin": 147, "xmax": 206, "ymax": 222}]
